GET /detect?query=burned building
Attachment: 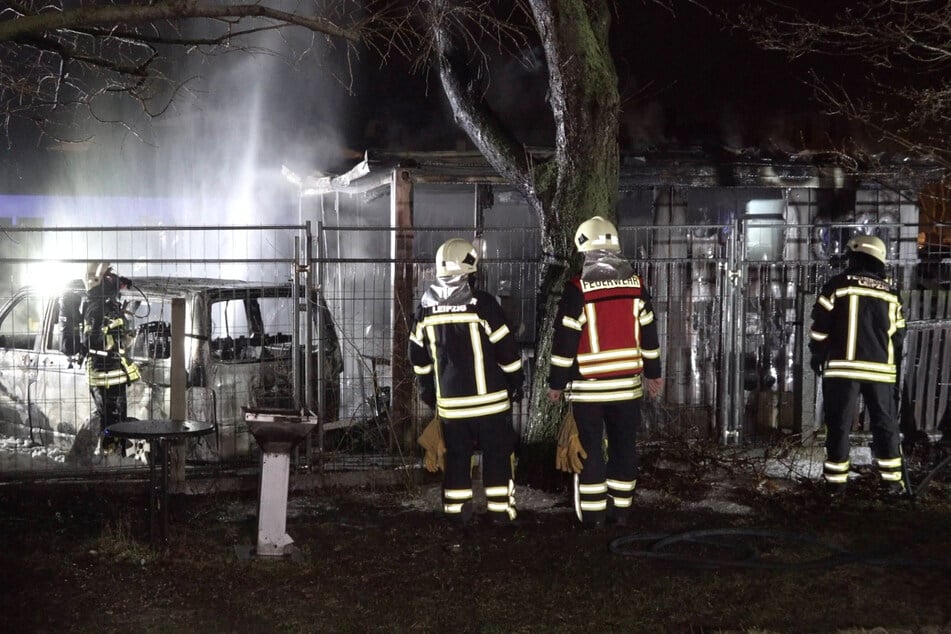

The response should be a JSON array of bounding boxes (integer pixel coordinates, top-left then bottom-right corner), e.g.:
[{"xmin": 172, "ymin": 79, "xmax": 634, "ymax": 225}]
[{"xmin": 297, "ymin": 148, "xmax": 949, "ymax": 446}]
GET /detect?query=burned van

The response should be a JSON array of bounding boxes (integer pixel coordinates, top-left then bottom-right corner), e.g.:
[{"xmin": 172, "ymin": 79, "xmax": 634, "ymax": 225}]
[{"xmin": 0, "ymin": 277, "xmax": 341, "ymax": 466}]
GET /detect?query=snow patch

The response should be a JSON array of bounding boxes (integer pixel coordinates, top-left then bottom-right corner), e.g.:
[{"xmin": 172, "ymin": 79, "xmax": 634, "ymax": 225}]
[{"xmin": 0, "ymin": 434, "xmax": 66, "ymax": 463}]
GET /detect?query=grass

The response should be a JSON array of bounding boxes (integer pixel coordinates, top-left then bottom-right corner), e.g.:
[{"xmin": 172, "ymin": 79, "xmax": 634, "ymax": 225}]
[{"xmin": 1, "ymin": 441, "xmax": 949, "ymax": 633}]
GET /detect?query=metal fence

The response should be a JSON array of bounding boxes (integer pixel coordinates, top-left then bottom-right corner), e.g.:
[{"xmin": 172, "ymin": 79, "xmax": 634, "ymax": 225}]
[
  {"xmin": 0, "ymin": 225, "xmax": 304, "ymax": 477},
  {"xmin": 1, "ymin": 220, "xmax": 948, "ymax": 480},
  {"xmin": 317, "ymin": 220, "xmax": 949, "ymax": 445}
]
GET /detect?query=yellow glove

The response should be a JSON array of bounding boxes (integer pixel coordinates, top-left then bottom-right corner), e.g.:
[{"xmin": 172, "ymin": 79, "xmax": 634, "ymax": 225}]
[
  {"xmin": 417, "ymin": 416, "xmax": 446, "ymax": 473},
  {"xmin": 555, "ymin": 408, "xmax": 587, "ymax": 474}
]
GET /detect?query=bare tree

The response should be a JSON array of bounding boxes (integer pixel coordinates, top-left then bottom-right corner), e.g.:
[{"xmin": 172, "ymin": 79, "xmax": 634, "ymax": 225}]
[
  {"xmin": 0, "ymin": 2, "xmax": 397, "ymax": 143},
  {"xmin": 730, "ymin": 0, "xmax": 951, "ymax": 170},
  {"xmin": 428, "ymin": 0, "xmax": 620, "ymax": 439},
  {"xmin": 0, "ymin": 0, "xmax": 631, "ymax": 441}
]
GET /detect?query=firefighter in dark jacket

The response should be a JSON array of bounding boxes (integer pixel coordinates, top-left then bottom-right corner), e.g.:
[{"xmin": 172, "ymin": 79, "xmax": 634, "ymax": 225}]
[
  {"xmin": 84, "ymin": 262, "xmax": 141, "ymax": 455},
  {"xmin": 548, "ymin": 216, "xmax": 663, "ymax": 528},
  {"xmin": 410, "ymin": 239, "xmax": 525, "ymax": 524},
  {"xmin": 809, "ymin": 235, "xmax": 907, "ymax": 495}
]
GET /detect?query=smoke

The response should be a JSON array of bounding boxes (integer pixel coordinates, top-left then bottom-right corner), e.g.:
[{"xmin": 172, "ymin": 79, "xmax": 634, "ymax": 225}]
[{"xmin": 31, "ymin": 24, "xmax": 358, "ymax": 227}]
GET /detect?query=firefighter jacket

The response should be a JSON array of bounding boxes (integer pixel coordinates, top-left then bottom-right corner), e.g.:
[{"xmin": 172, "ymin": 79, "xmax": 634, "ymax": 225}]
[
  {"xmin": 809, "ymin": 266, "xmax": 906, "ymax": 384},
  {"xmin": 549, "ymin": 272, "xmax": 662, "ymax": 402},
  {"xmin": 409, "ymin": 289, "xmax": 524, "ymax": 420},
  {"xmin": 83, "ymin": 291, "xmax": 141, "ymax": 388}
]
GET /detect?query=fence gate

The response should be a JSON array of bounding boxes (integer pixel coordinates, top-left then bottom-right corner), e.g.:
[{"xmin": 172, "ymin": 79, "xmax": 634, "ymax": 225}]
[{"xmin": 720, "ymin": 217, "xmax": 949, "ymax": 446}]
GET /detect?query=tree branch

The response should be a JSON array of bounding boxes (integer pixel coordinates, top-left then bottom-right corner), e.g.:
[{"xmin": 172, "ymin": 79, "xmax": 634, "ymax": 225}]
[
  {"xmin": 428, "ymin": 1, "xmax": 539, "ymax": 208},
  {"xmin": 0, "ymin": 2, "xmax": 364, "ymax": 43},
  {"xmin": 729, "ymin": 0, "xmax": 951, "ymax": 169}
]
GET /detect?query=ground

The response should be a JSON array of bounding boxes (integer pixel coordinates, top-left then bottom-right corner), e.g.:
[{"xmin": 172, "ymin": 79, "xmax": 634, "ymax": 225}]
[{"xmin": 1, "ymin": 443, "xmax": 950, "ymax": 634}]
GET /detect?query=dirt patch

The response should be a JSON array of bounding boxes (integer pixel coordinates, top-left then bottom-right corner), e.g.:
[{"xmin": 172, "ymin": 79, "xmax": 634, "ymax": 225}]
[{"xmin": 1, "ymin": 448, "xmax": 950, "ymax": 634}]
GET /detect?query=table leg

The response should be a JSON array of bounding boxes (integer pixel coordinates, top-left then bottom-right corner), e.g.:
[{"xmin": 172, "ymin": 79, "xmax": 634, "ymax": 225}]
[
  {"xmin": 149, "ymin": 438, "xmax": 170, "ymax": 548},
  {"xmin": 148, "ymin": 443, "xmax": 159, "ymax": 547},
  {"xmin": 159, "ymin": 438, "xmax": 169, "ymax": 546}
]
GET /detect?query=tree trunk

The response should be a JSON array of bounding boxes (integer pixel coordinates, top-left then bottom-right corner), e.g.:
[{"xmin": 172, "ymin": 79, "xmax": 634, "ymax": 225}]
[
  {"xmin": 432, "ymin": 0, "xmax": 620, "ymax": 441},
  {"xmin": 524, "ymin": 0, "xmax": 620, "ymax": 441}
]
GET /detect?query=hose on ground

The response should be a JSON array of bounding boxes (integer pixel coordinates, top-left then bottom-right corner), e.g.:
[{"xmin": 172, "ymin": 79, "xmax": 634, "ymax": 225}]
[
  {"xmin": 910, "ymin": 453, "xmax": 951, "ymax": 499},
  {"xmin": 609, "ymin": 528, "xmax": 951, "ymax": 571}
]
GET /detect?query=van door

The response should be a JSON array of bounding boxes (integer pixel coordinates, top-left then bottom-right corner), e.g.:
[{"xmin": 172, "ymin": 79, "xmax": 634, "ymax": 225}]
[
  {"xmin": 35, "ymin": 287, "xmax": 93, "ymax": 451},
  {"xmin": 125, "ymin": 294, "xmax": 174, "ymax": 424},
  {"xmin": 207, "ymin": 290, "xmax": 297, "ymax": 458},
  {"xmin": 0, "ymin": 290, "xmax": 46, "ymax": 445}
]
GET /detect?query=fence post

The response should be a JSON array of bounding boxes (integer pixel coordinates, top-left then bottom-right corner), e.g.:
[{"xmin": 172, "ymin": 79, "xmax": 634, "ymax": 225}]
[
  {"xmin": 169, "ymin": 297, "xmax": 187, "ymax": 486},
  {"xmin": 390, "ymin": 169, "xmax": 415, "ymax": 448},
  {"xmin": 719, "ymin": 216, "xmax": 744, "ymax": 445}
]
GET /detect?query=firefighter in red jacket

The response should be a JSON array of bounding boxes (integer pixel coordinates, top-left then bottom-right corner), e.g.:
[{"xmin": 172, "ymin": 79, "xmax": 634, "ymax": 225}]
[
  {"xmin": 549, "ymin": 216, "xmax": 663, "ymax": 528},
  {"xmin": 809, "ymin": 235, "xmax": 907, "ymax": 496},
  {"xmin": 410, "ymin": 239, "xmax": 525, "ymax": 525}
]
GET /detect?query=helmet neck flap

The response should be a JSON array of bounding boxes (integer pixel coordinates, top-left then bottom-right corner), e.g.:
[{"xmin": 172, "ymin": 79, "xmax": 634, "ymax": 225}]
[
  {"xmin": 421, "ymin": 274, "xmax": 474, "ymax": 308},
  {"xmin": 581, "ymin": 249, "xmax": 634, "ymax": 282}
]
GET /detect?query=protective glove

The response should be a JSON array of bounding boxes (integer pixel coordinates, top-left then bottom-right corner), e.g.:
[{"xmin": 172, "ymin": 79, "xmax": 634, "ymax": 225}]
[
  {"xmin": 809, "ymin": 355, "xmax": 824, "ymax": 375},
  {"xmin": 555, "ymin": 408, "xmax": 587, "ymax": 474},
  {"xmin": 509, "ymin": 385, "xmax": 524, "ymax": 402},
  {"xmin": 417, "ymin": 416, "xmax": 446, "ymax": 473}
]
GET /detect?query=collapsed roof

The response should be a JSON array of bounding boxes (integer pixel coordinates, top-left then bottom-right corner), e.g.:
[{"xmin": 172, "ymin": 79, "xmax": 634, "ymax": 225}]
[{"xmin": 297, "ymin": 148, "xmax": 947, "ymax": 197}]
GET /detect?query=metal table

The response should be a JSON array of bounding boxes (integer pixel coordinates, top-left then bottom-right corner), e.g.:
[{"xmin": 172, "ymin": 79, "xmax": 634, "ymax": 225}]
[{"xmin": 105, "ymin": 419, "xmax": 215, "ymax": 547}]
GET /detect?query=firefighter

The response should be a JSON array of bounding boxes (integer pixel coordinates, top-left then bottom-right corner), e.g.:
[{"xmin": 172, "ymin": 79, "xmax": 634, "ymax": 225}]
[
  {"xmin": 809, "ymin": 234, "xmax": 907, "ymax": 496},
  {"xmin": 410, "ymin": 239, "xmax": 525, "ymax": 525},
  {"xmin": 548, "ymin": 216, "xmax": 663, "ymax": 528},
  {"xmin": 83, "ymin": 262, "xmax": 141, "ymax": 455}
]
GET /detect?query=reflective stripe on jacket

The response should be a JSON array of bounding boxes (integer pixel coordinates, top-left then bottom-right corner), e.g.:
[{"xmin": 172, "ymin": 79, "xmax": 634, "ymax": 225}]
[
  {"xmin": 409, "ymin": 290, "xmax": 523, "ymax": 419},
  {"xmin": 809, "ymin": 270, "xmax": 906, "ymax": 383},
  {"xmin": 84, "ymin": 299, "xmax": 140, "ymax": 387}
]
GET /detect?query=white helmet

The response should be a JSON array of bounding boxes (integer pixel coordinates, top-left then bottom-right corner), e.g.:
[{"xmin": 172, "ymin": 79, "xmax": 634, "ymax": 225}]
[
  {"xmin": 84, "ymin": 261, "xmax": 112, "ymax": 291},
  {"xmin": 846, "ymin": 235, "xmax": 887, "ymax": 265},
  {"xmin": 436, "ymin": 238, "xmax": 479, "ymax": 277},
  {"xmin": 574, "ymin": 216, "xmax": 620, "ymax": 252}
]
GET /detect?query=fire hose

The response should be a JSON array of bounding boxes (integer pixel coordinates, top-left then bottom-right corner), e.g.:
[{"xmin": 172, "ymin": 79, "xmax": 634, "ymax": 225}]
[{"xmin": 609, "ymin": 528, "xmax": 951, "ymax": 570}]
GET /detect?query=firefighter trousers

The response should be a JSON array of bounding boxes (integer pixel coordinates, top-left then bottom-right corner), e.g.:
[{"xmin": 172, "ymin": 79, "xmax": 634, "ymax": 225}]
[
  {"xmin": 442, "ymin": 411, "xmax": 517, "ymax": 522},
  {"xmin": 90, "ymin": 383, "xmax": 129, "ymax": 434},
  {"xmin": 573, "ymin": 398, "xmax": 641, "ymax": 524},
  {"xmin": 822, "ymin": 378, "xmax": 901, "ymax": 483}
]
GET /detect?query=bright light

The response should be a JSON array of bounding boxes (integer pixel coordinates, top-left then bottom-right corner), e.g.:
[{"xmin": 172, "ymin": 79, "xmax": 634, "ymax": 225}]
[{"xmin": 30, "ymin": 260, "xmax": 77, "ymax": 296}]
